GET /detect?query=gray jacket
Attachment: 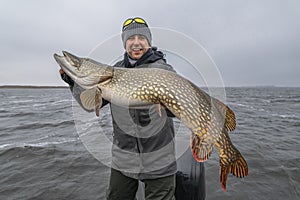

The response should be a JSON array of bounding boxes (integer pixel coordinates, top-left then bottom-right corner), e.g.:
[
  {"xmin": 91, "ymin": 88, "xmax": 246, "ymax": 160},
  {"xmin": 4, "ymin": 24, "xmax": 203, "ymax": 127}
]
[{"xmin": 109, "ymin": 49, "xmax": 177, "ymax": 179}]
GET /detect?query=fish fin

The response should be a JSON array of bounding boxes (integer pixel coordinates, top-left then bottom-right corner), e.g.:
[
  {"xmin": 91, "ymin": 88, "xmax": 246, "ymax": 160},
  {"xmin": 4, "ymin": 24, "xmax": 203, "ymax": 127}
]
[
  {"xmin": 224, "ymin": 106, "xmax": 236, "ymax": 131},
  {"xmin": 190, "ymin": 132, "xmax": 214, "ymax": 162},
  {"xmin": 156, "ymin": 104, "xmax": 162, "ymax": 117},
  {"xmin": 80, "ymin": 87, "xmax": 102, "ymax": 116},
  {"xmin": 94, "ymin": 91, "xmax": 102, "ymax": 117},
  {"xmin": 220, "ymin": 152, "xmax": 248, "ymax": 192},
  {"xmin": 229, "ymin": 154, "xmax": 248, "ymax": 178},
  {"xmin": 212, "ymin": 97, "xmax": 236, "ymax": 131}
]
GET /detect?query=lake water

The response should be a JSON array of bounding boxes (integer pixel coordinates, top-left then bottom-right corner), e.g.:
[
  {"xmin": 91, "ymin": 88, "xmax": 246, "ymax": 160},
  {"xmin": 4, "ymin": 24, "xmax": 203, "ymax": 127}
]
[{"xmin": 0, "ymin": 87, "xmax": 299, "ymax": 200}]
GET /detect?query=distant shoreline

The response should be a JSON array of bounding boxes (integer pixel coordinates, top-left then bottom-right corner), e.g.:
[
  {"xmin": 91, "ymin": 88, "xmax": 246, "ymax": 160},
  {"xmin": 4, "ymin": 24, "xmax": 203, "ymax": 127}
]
[
  {"xmin": 0, "ymin": 85, "xmax": 298, "ymax": 89},
  {"xmin": 0, "ymin": 85, "xmax": 68, "ymax": 89}
]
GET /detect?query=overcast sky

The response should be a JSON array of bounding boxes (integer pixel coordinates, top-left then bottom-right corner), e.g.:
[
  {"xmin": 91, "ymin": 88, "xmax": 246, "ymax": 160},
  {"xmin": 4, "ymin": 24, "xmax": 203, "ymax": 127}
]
[{"xmin": 1, "ymin": 0, "xmax": 299, "ymax": 87}]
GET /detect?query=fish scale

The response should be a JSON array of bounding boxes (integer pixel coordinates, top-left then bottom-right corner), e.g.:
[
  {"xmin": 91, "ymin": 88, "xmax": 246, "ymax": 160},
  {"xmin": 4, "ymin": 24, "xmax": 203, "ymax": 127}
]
[{"xmin": 54, "ymin": 51, "xmax": 248, "ymax": 191}]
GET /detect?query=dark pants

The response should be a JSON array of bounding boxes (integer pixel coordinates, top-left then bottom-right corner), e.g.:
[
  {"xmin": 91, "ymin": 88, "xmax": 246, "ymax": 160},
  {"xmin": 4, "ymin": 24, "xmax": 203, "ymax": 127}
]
[
  {"xmin": 107, "ymin": 168, "xmax": 176, "ymax": 200},
  {"xmin": 175, "ymin": 148, "xmax": 206, "ymax": 200}
]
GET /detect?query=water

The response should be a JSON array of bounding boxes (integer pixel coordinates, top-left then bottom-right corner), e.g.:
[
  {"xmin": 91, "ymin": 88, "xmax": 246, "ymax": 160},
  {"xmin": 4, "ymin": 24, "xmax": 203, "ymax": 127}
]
[{"xmin": 0, "ymin": 87, "xmax": 299, "ymax": 200}]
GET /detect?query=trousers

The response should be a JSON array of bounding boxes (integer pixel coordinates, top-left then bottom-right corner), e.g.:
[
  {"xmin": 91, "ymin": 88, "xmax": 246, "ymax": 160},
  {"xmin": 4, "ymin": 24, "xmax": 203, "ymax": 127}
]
[{"xmin": 107, "ymin": 168, "xmax": 176, "ymax": 200}]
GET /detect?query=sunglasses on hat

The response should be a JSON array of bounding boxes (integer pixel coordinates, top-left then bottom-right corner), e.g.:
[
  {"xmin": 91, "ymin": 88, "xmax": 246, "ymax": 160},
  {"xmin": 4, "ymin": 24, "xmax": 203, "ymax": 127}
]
[{"xmin": 122, "ymin": 17, "xmax": 148, "ymax": 30}]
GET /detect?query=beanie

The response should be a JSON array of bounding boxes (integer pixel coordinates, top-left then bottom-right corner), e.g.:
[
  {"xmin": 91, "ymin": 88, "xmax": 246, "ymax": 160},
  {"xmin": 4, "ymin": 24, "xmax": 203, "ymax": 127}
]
[{"xmin": 121, "ymin": 20, "xmax": 152, "ymax": 48}]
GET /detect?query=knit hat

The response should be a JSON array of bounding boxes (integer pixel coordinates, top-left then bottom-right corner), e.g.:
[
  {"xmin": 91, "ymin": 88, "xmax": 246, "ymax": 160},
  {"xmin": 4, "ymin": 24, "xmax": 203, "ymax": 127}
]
[{"xmin": 121, "ymin": 18, "xmax": 152, "ymax": 48}]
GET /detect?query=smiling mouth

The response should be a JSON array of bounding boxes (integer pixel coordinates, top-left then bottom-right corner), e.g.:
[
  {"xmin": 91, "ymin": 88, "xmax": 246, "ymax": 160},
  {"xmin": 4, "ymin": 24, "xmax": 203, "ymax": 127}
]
[{"xmin": 131, "ymin": 48, "xmax": 143, "ymax": 51}]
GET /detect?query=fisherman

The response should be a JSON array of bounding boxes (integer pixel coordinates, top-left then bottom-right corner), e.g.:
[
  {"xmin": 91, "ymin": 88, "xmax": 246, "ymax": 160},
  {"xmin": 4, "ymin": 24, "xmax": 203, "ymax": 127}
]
[{"xmin": 59, "ymin": 17, "xmax": 206, "ymax": 200}]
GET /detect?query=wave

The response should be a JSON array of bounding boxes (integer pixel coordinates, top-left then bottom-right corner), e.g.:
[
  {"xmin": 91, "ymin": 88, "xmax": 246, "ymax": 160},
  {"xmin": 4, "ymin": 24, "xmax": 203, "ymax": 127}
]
[
  {"xmin": 48, "ymin": 99, "xmax": 72, "ymax": 106},
  {"xmin": 270, "ymin": 99, "xmax": 300, "ymax": 104},
  {"xmin": 0, "ymin": 138, "xmax": 78, "ymax": 151},
  {"xmin": 5, "ymin": 111, "xmax": 38, "ymax": 118},
  {"xmin": 1, "ymin": 120, "xmax": 75, "ymax": 132},
  {"xmin": 232, "ymin": 103, "xmax": 266, "ymax": 113},
  {"xmin": 270, "ymin": 113, "xmax": 299, "ymax": 119},
  {"xmin": 0, "ymin": 109, "xmax": 9, "ymax": 114},
  {"xmin": 9, "ymin": 99, "xmax": 36, "ymax": 104},
  {"xmin": 24, "ymin": 139, "xmax": 78, "ymax": 148}
]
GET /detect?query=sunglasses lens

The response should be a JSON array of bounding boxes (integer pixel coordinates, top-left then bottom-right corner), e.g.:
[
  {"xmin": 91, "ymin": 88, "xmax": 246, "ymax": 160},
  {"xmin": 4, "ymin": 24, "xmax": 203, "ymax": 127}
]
[
  {"xmin": 134, "ymin": 18, "xmax": 146, "ymax": 24},
  {"xmin": 123, "ymin": 19, "xmax": 133, "ymax": 28}
]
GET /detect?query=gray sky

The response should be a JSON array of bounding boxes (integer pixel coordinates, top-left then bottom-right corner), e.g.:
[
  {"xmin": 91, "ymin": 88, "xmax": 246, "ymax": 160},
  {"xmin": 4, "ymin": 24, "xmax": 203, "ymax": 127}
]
[{"xmin": 1, "ymin": 0, "xmax": 299, "ymax": 87}]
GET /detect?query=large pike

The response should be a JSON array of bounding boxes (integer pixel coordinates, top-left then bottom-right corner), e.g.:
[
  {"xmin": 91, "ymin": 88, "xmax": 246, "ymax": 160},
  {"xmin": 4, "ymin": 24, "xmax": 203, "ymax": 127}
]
[{"xmin": 54, "ymin": 51, "xmax": 248, "ymax": 191}]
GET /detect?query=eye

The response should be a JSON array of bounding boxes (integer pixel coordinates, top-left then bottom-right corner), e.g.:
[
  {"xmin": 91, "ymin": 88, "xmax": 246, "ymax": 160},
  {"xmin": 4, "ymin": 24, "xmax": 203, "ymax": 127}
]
[
  {"xmin": 138, "ymin": 35, "xmax": 146, "ymax": 40},
  {"xmin": 128, "ymin": 36, "xmax": 135, "ymax": 40}
]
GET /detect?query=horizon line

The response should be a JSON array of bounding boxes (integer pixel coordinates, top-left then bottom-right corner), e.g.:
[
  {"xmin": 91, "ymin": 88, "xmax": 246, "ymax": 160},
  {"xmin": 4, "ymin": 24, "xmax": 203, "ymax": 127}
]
[{"xmin": 0, "ymin": 84, "xmax": 299, "ymax": 89}]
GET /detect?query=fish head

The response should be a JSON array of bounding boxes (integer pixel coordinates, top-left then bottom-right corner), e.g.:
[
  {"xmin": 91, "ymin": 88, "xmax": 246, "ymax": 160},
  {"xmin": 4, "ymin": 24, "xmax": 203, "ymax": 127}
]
[{"xmin": 54, "ymin": 51, "xmax": 113, "ymax": 89}]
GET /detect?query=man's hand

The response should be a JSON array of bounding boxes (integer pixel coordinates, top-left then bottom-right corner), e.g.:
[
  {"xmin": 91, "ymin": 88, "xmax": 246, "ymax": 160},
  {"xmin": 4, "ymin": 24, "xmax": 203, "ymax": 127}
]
[
  {"xmin": 59, "ymin": 68, "xmax": 74, "ymax": 86},
  {"xmin": 59, "ymin": 68, "xmax": 65, "ymax": 75}
]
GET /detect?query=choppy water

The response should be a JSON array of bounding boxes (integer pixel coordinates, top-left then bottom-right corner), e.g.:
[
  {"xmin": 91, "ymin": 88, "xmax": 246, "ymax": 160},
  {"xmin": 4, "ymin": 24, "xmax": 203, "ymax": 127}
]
[{"xmin": 0, "ymin": 87, "xmax": 299, "ymax": 200}]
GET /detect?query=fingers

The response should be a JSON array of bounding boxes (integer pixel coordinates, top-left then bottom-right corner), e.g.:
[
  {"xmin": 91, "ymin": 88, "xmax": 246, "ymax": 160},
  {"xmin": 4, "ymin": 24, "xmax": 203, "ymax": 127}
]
[{"xmin": 59, "ymin": 68, "xmax": 65, "ymax": 75}]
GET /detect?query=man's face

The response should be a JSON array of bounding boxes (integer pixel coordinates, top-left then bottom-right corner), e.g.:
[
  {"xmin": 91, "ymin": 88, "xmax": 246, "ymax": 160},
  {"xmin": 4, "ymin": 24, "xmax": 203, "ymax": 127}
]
[{"xmin": 125, "ymin": 34, "xmax": 150, "ymax": 60}]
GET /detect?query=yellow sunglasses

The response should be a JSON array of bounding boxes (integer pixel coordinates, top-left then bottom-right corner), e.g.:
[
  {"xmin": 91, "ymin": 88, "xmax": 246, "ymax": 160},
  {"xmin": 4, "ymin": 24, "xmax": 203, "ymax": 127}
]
[{"xmin": 122, "ymin": 17, "xmax": 148, "ymax": 30}]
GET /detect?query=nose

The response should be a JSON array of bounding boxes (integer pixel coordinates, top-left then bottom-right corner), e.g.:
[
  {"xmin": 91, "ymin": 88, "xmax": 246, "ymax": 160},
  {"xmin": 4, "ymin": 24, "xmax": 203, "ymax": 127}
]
[{"xmin": 132, "ymin": 36, "xmax": 140, "ymax": 44}]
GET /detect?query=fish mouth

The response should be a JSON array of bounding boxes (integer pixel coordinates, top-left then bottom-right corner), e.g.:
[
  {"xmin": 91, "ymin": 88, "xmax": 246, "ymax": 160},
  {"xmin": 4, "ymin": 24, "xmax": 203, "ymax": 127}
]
[
  {"xmin": 54, "ymin": 51, "xmax": 100, "ymax": 88},
  {"xmin": 54, "ymin": 52, "xmax": 83, "ymax": 78},
  {"xmin": 54, "ymin": 51, "xmax": 113, "ymax": 89},
  {"xmin": 54, "ymin": 51, "xmax": 82, "ymax": 70},
  {"xmin": 53, "ymin": 53, "xmax": 66, "ymax": 68}
]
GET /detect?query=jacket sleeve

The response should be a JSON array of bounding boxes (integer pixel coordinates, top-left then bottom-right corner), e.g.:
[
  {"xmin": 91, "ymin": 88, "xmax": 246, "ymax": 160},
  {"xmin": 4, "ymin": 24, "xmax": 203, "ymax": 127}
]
[
  {"xmin": 149, "ymin": 59, "xmax": 176, "ymax": 73},
  {"xmin": 60, "ymin": 73, "xmax": 110, "ymax": 112}
]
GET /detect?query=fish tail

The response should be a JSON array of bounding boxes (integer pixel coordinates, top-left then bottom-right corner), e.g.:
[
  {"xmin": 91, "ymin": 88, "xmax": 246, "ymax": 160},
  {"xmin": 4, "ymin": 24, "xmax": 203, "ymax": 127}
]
[
  {"xmin": 219, "ymin": 151, "xmax": 248, "ymax": 191},
  {"xmin": 190, "ymin": 132, "xmax": 214, "ymax": 162}
]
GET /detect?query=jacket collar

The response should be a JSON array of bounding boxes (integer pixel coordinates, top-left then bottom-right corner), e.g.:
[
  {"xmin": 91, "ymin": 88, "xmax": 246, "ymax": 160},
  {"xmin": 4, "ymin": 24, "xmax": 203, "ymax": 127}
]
[{"xmin": 124, "ymin": 47, "xmax": 165, "ymax": 68}]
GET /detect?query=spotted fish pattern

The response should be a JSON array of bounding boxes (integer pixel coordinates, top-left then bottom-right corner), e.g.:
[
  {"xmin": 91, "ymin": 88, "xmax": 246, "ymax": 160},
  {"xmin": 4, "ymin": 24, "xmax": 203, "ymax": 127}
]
[{"xmin": 54, "ymin": 51, "xmax": 248, "ymax": 191}]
